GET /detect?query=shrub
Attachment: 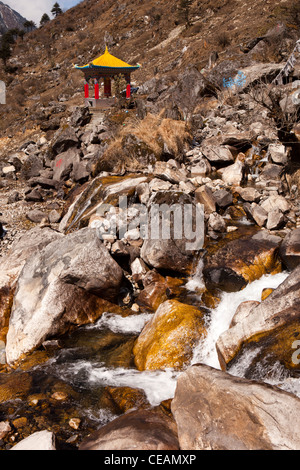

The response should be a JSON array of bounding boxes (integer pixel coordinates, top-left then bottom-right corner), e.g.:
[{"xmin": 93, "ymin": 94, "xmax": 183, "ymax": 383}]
[{"xmin": 216, "ymin": 32, "xmax": 231, "ymax": 49}]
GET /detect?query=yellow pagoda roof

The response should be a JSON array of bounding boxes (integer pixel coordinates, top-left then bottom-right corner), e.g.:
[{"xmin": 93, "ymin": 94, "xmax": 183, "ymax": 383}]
[{"xmin": 75, "ymin": 47, "xmax": 140, "ymax": 70}]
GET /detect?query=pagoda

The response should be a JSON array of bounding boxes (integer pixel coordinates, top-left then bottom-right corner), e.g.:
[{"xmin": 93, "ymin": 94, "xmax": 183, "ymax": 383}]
[{"xmin": 74, "ymin": 47, "xmax": 140, "ymax": 105}]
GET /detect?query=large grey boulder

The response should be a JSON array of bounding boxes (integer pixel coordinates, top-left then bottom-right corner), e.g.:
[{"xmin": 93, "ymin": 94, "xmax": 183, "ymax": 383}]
[
  {"xmin": 51, "ymin": 126, "xmax": 79, "ymax": 155},
  {"xmin": 0, "ymin": 228, "xmax": 63, "ymax": 341},
  {"xmin": 5, "ymin": 228, "xmax": 123, "ymax": 365},
  {"xmin": 140, "ymin": 191, "xmax": 204, "ymax": 274},
  {"xmin": 53, "ymin": 148, "xmax": 81, "ymax": 182},
  {"xmin": 0, "ymin": 227, "xmax": 63, "ymax": 291},
  {"xmin": 172, "ymin": 364, "xmax": 300, "ymax": 450}
]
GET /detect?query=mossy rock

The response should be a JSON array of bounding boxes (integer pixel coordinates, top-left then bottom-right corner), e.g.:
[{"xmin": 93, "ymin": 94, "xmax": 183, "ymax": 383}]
[
  {"xmin": 203, "ymin": 236, "xmax": 282, "ymax": 292},
  {"xmin": 133, "ymin": 299, "xmax": 206, "ymax": 371}
]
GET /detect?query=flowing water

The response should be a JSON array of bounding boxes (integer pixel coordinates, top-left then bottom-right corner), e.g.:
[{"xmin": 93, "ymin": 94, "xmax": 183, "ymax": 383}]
[
  {"xmin": 191, "ymin": 271, "xmax": 289, "ymax": 369},
  {"xmin": 29, "ymin": 270, "xmax": 291, "ymax": 407},
  {"xmin": 0, "ymin": 262, "xmax": 296, "ymax": 447}
]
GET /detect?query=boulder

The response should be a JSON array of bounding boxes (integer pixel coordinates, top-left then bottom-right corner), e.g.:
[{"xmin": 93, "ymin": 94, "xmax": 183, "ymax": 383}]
[
  {"xmin": 218, "ymin": 154, "xmax": 245, "ymax": 186},
  {"xmin": 203, "ymin": 235, "xmax": 282, "ymax": 292},
  {"xmin": 171, "ymin": 364, "xmax": 300, "ymax": 450},
  {"xmin": 213, "ymin": 188, "xmax": 233, "ymax": 208},
  {"xmin": 59, "ymin": 175, "xmax": 148, "ymax": 233},
  {"xmin": 25, "ymin": 188, "xmax": 43, "ymax": 202},
  {"xmin": 5, "ymin": 228, "xmax": 124, "ymax": 365},
  {"xmin": 0, "ymin": 228, "xmax": 63, "ymax": 342},
  {"xmin": 53, "ymin": 148, "xmax": 81, "ymax": 182},
  {"xmin": 105, "ymin": 386, "xmax": 149, "ymax": 414},
  {"xmin": 208, "ymin": 212, "xmax": 226, "ymax": 232},
  {"xmin": 216, "ymin": 265, "xmax": 300, "ymax": 372},
  {"xmin": 189, "ymin": 158, "xmax": 212, "ymax": 177},
  {"xmin": 260, "ymin": 195, "xmax": 290, "ymax": 214},
  {"xmin": 70, "ymin": 161, "xmax": 90, "ymax": 183},
  {"xmin": 235, "ymin": 186, "xmax": 260, "ymax": 203},
  {"xmin": 251, "ymin": 203, "xmax": 268, "ymax": 227},
  {"xmin": 260, "ymin": 163, "xmax": 283, "ymax": 181},
  {"xmin": 136, "ymin": 271, "xmax": 183, "ymax": 311},
  {"xmin": 28, "ymin": 176, "xmax": 58, "ymax": 189},
  {"xmin": 158, "ymin": 66, "xmax": 218, "ymax": 119},
  {"xmin": 202, "ymin": 145, "xmax": 234, "ymax": 163},
  {"xmin": 51, "ymin": 126, "xmax": 79, "ymax": 155},
  {"xmin": 266, "ymin": 210, "xmax": 286, "ymax": 230},
  {"xmin": 229, "ymin": 300, "xmax": 260, "ymax": 328},
  {"xmin": 133, "ymin": 299, "xmax": 206, "ymax": 370},
  {"xmin": 69, "ymin": 106, "xmax": 91, "ymax": 128},
  {"xmin": 11, "ymin": 430, "xmax": 56, "ymax": 451},
  {"xmin": 0, "ymin": 421, "xmax": 11, "ymax": 439},
  {"xmin": 20, "ymin": 154, "xmax": 44, "ymax": 180},
  {"xmin": 230, "ymin": 63, "xmax": 281, "ymax": 91},
  {"xmin": 279, "ymin": 228, "xmax": 300, "ymax": 270},
  {"xmin": 149, "ymin": 178, "xmax": 173, "ymax": 192},
  {"xmin": 79, "ymin": 408, "xmax": 179, "ymax": 451},
  {"xmin": 268, "ymin": 143, "xmax": 289, "ymax": 165},
  {"xmin": 153, "ymin": 161, "xmax": 187, "ymax": 184},
  {"xmin": 140, "ymin": 191, "xmax": 204, "ymax": 274},
  {"xmin": 195, "ymin": 185, "xmax": 216, "ymax": 213},
  {"xmin": 130, "ymin": 257, "xmax": 149, "ymax": 284},
  {"xmin": 26, "ymin": 209, "xmax": 48, "ymax": 224}
]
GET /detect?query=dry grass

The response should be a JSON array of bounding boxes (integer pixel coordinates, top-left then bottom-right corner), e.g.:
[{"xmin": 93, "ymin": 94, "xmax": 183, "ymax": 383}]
[
  {"xmin": 95, "ymin": 112, "xmax": 192, "ymax": 174},
  {"xmin": 122, "ymin": 112, "xmax": 191, "ymax": 156}
]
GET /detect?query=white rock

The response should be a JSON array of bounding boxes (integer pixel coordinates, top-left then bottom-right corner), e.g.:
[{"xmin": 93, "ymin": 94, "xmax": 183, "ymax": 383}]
[
  {"xmin": 11, "ymin": 431, "xmax": 56, "ymax": 451},
  {"xmin": 268, "ymin": 143, "xmax": 288, "ymax": 165},
  {"xmin": 260, "ymin": 195, "xmax": 290, "ymax": 214}
]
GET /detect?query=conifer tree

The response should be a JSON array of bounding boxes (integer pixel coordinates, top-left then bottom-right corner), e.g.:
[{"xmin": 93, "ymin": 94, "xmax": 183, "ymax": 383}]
[
  {"xmin": 40, "ymin": 13, "xmax": 51, "ymax": 27},
  {"xmin": 23, "ymin": 20, "xmax": 36, "ymax": 32},
  {"xmin": 51, "ymin": 2, "xmax": 63, "ymax": 18}
]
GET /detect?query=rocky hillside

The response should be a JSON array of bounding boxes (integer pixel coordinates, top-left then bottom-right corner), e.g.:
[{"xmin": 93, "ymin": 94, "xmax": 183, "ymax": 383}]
[
  {"xmin": 0, "ymin": 0, "xmax": 300, "ymax": 452},
  {"xmin": 0, "ymin": 1, "xmax": 27, "ymax": 35},
  {"xmin": 0, "ymin": 0, "xmax": 300, "ymax": 141}
]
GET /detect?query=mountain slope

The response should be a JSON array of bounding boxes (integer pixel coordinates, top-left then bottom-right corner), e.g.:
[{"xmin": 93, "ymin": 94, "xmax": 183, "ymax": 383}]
[
  {"xmin": 0, "ymin": 0, "xmax": 299, "ymax": 149},
  {"xmin": 0, "ymin": 1, "xmax": 27, "ymax": 35}
]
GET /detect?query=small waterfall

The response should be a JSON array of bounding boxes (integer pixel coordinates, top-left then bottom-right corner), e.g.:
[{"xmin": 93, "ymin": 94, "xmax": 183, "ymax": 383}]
[
  {"xmin": 185, "ymin": 258, "xmax": 205, "ymax": 292},
  {"xmin": 191, "ymin": 271, "xmax": 289, "ymax": 369},
  {"xmin": 246, "ymin": 144, "xmax": 269, "ymax": 180}
]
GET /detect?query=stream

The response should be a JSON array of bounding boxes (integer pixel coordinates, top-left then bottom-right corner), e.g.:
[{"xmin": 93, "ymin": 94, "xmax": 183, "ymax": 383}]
[{"xmin": 0, "ymin": 264, "xmax": 294, "ymax": 448}]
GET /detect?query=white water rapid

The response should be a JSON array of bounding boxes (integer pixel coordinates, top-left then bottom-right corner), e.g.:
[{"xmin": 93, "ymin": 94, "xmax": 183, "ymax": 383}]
[{"xmin": 40, "ymin": 269, "xmax": 294, "ymax": 421}]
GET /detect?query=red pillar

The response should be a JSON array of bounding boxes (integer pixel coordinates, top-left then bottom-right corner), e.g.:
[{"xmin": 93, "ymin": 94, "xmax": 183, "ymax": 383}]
[
  {"xmin": 84, "ymin": 80, "xmax": 89, "ymax": 98},
  {"xmin": 94, "ymin": 79, "xmax": 99, "ymax": 100},
  {"xmin": 104, "ymin": 77, "xmax": 112, "ymax": 97},
  {"xmin": 125, "ymin": 73, "xmax": 131, "ymax": 99}
]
